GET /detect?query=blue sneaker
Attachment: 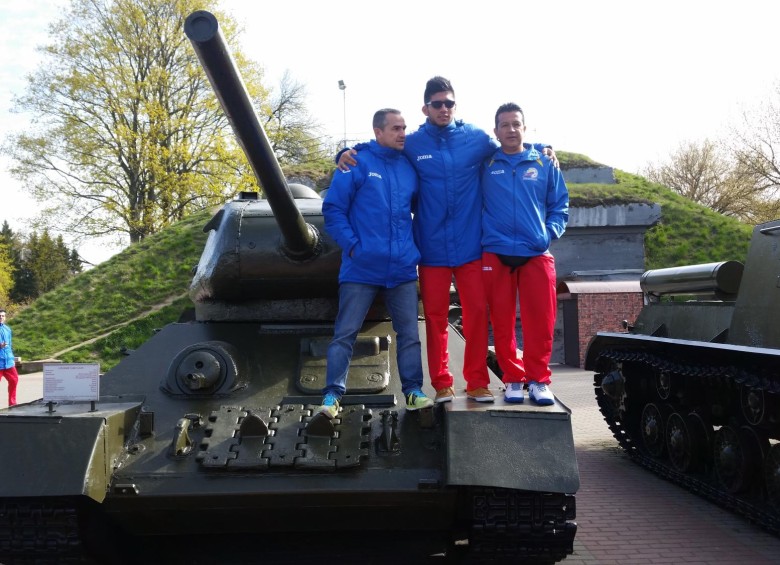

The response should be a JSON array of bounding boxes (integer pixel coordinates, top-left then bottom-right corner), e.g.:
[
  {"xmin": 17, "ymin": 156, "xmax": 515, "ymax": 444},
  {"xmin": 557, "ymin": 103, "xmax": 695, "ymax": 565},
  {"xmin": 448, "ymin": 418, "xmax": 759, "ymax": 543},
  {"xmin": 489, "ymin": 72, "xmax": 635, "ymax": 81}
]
[
  {"xmin": 528, "ymin": 381, "xmax": 554, "ymax": 406},
  {"xmin": 315, "ymin": 392, "xmax": 341, "ymax": 419},
  {"xmin": 406, "ymin": 389, "xmax": 434, "ymax": 410},
  {"xmin": 505, "ymin": 382, "xmax": 525, "ymax": 403}
]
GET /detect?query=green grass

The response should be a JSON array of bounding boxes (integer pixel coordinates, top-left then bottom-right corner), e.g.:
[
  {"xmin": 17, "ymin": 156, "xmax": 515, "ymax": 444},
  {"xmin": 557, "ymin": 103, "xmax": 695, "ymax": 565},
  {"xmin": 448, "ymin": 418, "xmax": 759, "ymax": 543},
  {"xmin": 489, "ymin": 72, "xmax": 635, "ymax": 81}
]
[
  {"xmin": 6, "ymin": 163, "xmax": 757, "ymax": 370},
  {"xmin": 11, "ymin": 208, "xmax": 212, "ymax": 366},
  {"xmin": 568, "ymin": 171, "xmax": 752, "ymax": 269},
  {"xmin": 59, "ymin": 297, "xmax": 193, "ymax": 369}
]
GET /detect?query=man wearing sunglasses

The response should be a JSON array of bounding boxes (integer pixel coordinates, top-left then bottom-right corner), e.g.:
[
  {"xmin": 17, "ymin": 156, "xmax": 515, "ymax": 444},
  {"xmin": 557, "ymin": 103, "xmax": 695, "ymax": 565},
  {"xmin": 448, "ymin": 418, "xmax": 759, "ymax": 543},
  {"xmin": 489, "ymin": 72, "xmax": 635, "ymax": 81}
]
[{"xmin": 337, "ymin": 77, "xmax": 554, "ymax": 405}]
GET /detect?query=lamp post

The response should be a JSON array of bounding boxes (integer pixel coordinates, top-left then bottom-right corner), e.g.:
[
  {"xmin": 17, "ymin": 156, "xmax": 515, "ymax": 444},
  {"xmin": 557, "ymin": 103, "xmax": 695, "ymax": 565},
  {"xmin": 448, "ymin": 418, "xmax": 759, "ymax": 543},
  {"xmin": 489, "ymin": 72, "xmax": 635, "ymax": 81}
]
[{"xmin": 338, "ymin": 80, "xmax": 347, "ymax": 150}]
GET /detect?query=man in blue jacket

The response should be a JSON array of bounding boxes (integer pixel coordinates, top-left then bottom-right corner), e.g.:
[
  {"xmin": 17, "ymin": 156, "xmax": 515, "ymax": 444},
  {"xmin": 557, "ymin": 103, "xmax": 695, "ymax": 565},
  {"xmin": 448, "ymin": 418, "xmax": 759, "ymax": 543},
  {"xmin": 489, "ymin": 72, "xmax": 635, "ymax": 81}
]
[
  {"xmin": 481, "ymin": 103, "xmax": 569, "ymax": 405},
  {"xmin": 316, "ymin": 109, "xmax": 434, "ymax": 419},
  {"xmin": 339, "ymin": 77, "xmax": 554, "ymax": 405},
  {"xmin": 0, "ymin": 309, "xmax": 19, "ymax": 407}
]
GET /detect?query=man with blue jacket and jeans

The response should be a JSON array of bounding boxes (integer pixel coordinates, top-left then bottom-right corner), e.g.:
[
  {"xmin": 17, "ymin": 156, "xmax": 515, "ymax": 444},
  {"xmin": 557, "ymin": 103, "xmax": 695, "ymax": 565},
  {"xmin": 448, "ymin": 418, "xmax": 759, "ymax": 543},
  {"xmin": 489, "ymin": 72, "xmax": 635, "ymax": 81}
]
[
  {"xmin": 339, "ymin": 77, "xmax": 554, "ymax": 404},
  {"xmin": 481, "ymin": 103, "xmax": 569, "ymax": 405},
  {"xmin": 316, "ymin": 108, "xmax": 434, "ymax": 419}
]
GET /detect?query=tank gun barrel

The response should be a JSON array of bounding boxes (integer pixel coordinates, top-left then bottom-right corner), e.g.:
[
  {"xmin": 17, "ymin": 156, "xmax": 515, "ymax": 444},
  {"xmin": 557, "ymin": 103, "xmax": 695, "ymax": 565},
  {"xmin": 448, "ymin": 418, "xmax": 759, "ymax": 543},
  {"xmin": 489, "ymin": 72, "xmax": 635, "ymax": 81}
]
[
  {"xmin": 640, "ymin": 260, "xmax": 743, "ymax": 299},
  {"xmin": 184, "ymin": 10, "xmax": 318, "ymax": 259}
]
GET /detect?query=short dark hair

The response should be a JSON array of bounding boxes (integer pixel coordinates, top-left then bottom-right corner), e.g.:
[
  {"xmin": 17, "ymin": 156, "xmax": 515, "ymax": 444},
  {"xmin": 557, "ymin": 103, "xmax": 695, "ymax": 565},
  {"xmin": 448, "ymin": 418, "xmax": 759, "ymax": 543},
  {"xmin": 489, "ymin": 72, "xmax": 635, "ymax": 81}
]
[
  {"xmin": 494, "ymin": 102, "xmax": 525, "ymax": 128},
  {"xmin": 423, "ymin": 76, "xmax": 454, "ymax": 104},
  {"xmin": 373, "ymin": 108, "xmax": 401, "ymax": 130}
]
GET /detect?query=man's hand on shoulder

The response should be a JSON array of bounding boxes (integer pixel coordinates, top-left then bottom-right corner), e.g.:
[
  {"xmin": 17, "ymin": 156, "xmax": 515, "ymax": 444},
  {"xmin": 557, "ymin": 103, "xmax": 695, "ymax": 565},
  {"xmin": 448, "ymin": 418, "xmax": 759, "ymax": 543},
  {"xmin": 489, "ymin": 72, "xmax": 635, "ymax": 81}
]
[
  {"xmin": 543, "ymin": 147, "xmax": 559, "ymax": 169},
  {"xmin": 337, "ymin": 148, "xmax": 358, "ymax": 172}
]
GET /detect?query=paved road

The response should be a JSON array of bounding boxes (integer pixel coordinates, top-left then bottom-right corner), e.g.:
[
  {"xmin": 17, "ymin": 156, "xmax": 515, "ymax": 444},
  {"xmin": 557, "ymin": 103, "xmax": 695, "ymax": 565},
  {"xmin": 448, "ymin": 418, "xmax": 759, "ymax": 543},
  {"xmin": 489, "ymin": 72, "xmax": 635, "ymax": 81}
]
[
  {"xmin": 552, "ymin": 365, "xmax": 780, "ymax": 565},
  {"xmin": 0, "ymin": 370, "xmax": 43, "ymax": 409},
  {"xmin": 4, "ymin": 366, "xmax": 780, "ymax": 564}
]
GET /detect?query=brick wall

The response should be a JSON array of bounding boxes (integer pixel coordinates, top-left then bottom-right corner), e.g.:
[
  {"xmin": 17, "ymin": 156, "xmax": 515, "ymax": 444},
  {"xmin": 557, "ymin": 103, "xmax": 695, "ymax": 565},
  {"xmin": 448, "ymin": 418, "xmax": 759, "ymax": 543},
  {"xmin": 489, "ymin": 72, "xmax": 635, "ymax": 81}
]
[{"xmin": 572, "ymin": 292, "xmax": 644, "ymax": 367}]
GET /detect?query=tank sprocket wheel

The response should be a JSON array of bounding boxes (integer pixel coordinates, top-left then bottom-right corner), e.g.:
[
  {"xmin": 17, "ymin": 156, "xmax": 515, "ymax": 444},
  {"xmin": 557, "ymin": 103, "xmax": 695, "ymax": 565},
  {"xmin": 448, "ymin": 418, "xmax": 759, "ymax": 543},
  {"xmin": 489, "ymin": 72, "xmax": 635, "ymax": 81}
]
[
  {"xmin": 655, "ymin": 369, "xmax": 672, "ymax": 401},
  {"xmin": 714, "ymin": 425, "xmax": 767, "ymax": 493},
  {"xmin": 666, "ymin": 411, "xmax": 710, "ymax": 473},
  {"xmin": 598, "ymin": 362, "xmax": 627, "ymax": 412},
  {"xmin": 740, "ymin": 385, "xmax": 765, "ymax": 426},
  {"xmin": 640, "ymin": 403, "xmax": 667, "ymax": 457},
  {"xmin": 764, "ymin": 443, "xmax": 780, "ymax": 508}
]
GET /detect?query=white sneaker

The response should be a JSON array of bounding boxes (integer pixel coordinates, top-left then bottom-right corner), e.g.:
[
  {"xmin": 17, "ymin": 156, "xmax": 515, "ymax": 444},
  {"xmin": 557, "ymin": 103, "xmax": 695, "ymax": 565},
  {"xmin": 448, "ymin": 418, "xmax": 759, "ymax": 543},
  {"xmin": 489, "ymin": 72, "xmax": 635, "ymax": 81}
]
[
  {"xmin": 528, "ymin": 381, "xmax": 554, "ymax": 406},
  {"xmin": 504, "ymin": 382, "xmax": 525, "ymax": 403}
]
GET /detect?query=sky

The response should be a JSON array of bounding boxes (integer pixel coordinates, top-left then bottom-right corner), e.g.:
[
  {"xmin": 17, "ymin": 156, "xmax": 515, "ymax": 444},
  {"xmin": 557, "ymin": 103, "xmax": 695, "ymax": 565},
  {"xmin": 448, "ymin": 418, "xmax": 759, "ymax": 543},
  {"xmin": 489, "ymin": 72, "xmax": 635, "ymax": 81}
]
[{"xmin": 1, "ymin": 0, "xmax": 779, "ymax": 265}]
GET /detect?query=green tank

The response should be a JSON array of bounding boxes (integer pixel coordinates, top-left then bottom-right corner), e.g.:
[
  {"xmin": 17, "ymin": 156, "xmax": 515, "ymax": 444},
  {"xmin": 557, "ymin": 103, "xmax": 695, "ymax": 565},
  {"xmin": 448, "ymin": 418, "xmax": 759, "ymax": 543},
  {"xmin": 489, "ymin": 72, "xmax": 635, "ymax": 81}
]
[
  {"xmin": 586, "ymin": 220, "xmax": 780, "ymax": 533},
  {"xmin": 0, "ymin": 11, "xmax": 578, "ymax": 564}
]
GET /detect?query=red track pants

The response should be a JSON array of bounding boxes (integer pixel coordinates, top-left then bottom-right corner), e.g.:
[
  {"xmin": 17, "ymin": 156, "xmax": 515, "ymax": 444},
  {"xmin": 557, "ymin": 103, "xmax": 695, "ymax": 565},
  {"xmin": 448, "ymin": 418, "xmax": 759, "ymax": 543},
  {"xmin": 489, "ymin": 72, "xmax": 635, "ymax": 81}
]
[
  {"xmin": 419, "ymin": 260, "xmax": 490, "ymax": 391},
  {"xmin": 0, "ymin": 366, "xmax": 18, "ymax": 406},
  {"xmin": 481, "ymin": 252, "xmax": 556, "ymax": 385}
]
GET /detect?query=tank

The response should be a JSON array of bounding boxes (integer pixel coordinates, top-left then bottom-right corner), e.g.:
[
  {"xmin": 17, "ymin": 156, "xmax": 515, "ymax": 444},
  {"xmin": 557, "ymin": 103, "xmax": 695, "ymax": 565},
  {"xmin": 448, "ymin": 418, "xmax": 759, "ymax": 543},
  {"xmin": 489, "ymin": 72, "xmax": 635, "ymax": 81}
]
[
  {"xmin": 0, "ymin": 11, "xmax": 578, "ymax": 564},
  {"xmin": 585, "ymin": 219, "xmax": 780, "ymax": 533}
]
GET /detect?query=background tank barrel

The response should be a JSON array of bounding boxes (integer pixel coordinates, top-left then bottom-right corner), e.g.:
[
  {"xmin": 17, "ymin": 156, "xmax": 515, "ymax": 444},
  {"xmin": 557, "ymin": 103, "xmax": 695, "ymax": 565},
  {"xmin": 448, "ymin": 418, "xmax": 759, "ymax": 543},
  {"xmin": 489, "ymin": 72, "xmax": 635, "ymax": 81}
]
[
  {"xmin": 184, "ymin": 10, "xmax": 318, "ymax": 260},
  {"xmin": 639, "ymin": 260, "xmax": 743, "ymax": 299}
]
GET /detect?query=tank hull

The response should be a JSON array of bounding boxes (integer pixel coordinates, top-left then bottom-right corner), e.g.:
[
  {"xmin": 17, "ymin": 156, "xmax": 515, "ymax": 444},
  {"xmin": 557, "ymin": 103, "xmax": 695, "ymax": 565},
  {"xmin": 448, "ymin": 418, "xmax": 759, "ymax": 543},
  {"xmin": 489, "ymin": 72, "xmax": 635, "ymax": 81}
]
[{"xmin": 0, "ymin": 322, "xmax": 578, "ymax": 563}]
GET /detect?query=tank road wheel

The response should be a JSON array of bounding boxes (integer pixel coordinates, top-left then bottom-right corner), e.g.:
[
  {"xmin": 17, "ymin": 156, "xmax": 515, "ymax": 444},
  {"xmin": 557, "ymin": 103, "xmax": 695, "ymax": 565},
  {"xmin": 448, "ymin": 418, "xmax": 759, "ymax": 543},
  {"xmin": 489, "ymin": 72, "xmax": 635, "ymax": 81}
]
[
  {"xmin": 666, "ymin": 412, "xmax": 710, "ymax": 473},
  {"xmin": 741, "ymin": 385, "xmax": 765, "ymax": 426},
  {"xmin": 764, "ymin": 443, "xmax": 780, "ymax": 508},
  {"xmin": 640, "ymin": 403, "xmax": 667, "ymax": 457},
  {"xmin": 714, "ymin": 425, "xmax": 768, "ymax": 493}
]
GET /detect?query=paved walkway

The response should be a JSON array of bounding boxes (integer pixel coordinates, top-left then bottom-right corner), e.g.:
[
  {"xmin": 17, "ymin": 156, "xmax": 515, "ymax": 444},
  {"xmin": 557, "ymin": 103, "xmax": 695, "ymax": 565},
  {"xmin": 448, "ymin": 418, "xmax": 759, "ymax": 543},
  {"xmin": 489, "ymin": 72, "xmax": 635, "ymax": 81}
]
[
  {"xmin": 0, "ymin": 370, "xmax": 42, "ymax": 409},
  {"xmin": 553, "ymin": 365, "xmax": 780, "ymax": 564}
]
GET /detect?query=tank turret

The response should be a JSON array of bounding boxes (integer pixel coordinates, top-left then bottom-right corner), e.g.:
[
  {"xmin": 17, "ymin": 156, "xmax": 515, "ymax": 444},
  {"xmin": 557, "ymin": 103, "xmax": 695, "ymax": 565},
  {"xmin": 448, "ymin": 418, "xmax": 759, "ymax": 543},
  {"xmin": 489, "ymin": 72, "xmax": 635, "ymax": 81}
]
[
  {"xmin": 185, "ymin": 10, "xmax": 341, "ymax": 321},
  {"xmin": 586, "ymin": 219, "xmax": 780, "ymax": 533}
]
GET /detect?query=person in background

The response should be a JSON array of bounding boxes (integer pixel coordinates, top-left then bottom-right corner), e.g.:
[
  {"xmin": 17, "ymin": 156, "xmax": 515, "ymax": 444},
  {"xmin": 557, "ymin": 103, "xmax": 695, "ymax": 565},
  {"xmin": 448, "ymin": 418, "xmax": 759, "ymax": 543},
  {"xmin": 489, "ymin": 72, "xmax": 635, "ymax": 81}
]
[
  {"xmin": 315, "ymin": 108, "xmax": 434, "ymax": 420},
  {"xmin": 0, "ymin": 309, "xmax": 19, "ymax": 407},
  {"xmin": 480, "ymin": 102, "xmax": 569, "ymax": 405},
  {"xmin": 338, "ymin": 77, "xmax": 556, "ymax": 404}
]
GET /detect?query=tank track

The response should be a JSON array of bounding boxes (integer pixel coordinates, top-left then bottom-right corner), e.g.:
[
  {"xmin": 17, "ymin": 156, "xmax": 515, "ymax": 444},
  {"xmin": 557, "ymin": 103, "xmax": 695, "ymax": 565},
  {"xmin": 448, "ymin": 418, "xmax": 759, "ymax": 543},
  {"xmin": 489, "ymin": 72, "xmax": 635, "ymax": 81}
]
[
  {"xmin": 463, "ymin": 487, "xmax": 576, "ymax": 564},
  {"xmin": 593, "ymin": 348, "xmax": 780, "ymax": 535},
  {"xmin": 0, "ymin": 499, "xmax": 88, "ymax": 564}
]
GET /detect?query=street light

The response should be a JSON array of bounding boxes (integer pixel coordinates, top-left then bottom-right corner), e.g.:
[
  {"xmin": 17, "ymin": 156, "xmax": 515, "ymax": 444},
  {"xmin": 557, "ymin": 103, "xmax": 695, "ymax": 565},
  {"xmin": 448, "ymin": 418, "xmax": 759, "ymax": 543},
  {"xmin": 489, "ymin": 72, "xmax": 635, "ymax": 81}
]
[{"xmin": 338, "ymin": 80, "xmax": 347, "ymax": 150}]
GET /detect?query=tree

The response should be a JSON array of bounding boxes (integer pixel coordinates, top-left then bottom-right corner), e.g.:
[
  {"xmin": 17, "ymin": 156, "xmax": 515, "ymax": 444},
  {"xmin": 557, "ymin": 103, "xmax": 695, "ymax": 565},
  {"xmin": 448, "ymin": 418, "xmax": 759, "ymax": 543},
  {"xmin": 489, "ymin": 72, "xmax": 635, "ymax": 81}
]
[
  {"xmin": 0, "ymin": 242, "xmax": 14, "ymax": 308},
  {"xmin": 0, "ymin": 221, "xmax": 23, "ymax": 304},
  {"xmin": 1, "ymin": 226, "xmax": 82, "ymax": 303},
  {"xmin": 4, "ymin": 0, "xmax": 324, "ymax": 246},
  {"xmin": 643, "ymin": 139, "xmax": 765, "ymax": 222},
  {"xmin": 730, "ymin": 81, "xmax": 780, "ymax": 222},
  {"xmin": 264, "ymin": 70, "xmax": 330, "ymax": 165}
]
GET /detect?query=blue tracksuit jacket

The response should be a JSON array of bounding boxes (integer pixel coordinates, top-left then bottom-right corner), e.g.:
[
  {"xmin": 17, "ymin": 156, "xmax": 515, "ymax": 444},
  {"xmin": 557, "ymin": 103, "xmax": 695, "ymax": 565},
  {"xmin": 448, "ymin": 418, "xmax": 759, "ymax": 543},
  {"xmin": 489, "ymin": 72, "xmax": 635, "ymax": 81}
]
[
  {"xmin": 481, "ymin": 146, "xmax": 569, "ymax": 256},
  {"xmin": 323, "ymin": 140, "xmax": 420, "ymax": 287}
]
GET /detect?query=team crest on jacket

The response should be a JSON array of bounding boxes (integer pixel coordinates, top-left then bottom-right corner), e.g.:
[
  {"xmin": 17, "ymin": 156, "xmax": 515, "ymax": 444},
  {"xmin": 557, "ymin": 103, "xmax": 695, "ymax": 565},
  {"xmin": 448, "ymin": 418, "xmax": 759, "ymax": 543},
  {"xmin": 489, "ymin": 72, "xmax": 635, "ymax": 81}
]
[{"xmin": 523, "ymin": 167, "xmax": 539, "ymax": 180}]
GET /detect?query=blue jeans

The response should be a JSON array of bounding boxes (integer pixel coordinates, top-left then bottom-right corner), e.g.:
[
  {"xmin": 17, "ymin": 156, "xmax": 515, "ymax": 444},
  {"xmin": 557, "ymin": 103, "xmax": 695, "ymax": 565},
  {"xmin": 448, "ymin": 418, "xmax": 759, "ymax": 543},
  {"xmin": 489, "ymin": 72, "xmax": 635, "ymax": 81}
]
[{"xmin": 323, "ymin": 281, "xmax": 424, "ymax": 398}]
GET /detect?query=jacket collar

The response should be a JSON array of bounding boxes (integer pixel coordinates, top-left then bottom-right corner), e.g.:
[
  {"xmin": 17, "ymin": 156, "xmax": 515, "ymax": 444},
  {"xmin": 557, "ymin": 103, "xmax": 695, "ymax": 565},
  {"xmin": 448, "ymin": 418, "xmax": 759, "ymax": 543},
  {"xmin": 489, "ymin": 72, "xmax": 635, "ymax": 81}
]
[
  {"xmin": 490, "ymin": 144, "xmax": 542, "ymax": 164},
  {"xmin": 421, "ymin": 118, "xmax": 462, "ymax": 136},
  {"xmin": 368, "ymin": 139, "xmax": 403, "ymax": 159}
]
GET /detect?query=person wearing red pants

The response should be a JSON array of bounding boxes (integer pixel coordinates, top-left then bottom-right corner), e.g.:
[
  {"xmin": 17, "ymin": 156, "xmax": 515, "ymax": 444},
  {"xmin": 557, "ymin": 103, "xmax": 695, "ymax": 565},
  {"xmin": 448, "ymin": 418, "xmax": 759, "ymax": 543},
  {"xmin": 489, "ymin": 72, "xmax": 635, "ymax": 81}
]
[
  {"xmin": 0, "ymin": 309, "xmax": 19, "ymax": 407},
  {"xmin": 338, "ymin": 78, "xmax": 556, "ymax": 403},
  {"xmin": 481, "ymin": 103, "xmax": 569, "ymax": 405}
]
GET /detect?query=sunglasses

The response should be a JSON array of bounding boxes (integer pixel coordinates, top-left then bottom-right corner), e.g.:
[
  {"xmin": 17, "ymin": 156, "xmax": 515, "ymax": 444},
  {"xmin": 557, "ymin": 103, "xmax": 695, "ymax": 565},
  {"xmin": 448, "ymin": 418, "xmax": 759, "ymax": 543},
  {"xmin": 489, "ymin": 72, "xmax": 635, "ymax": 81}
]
[{"xmin": 426, "ymin": 100, "xmax": 456, "ymax": 109}]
